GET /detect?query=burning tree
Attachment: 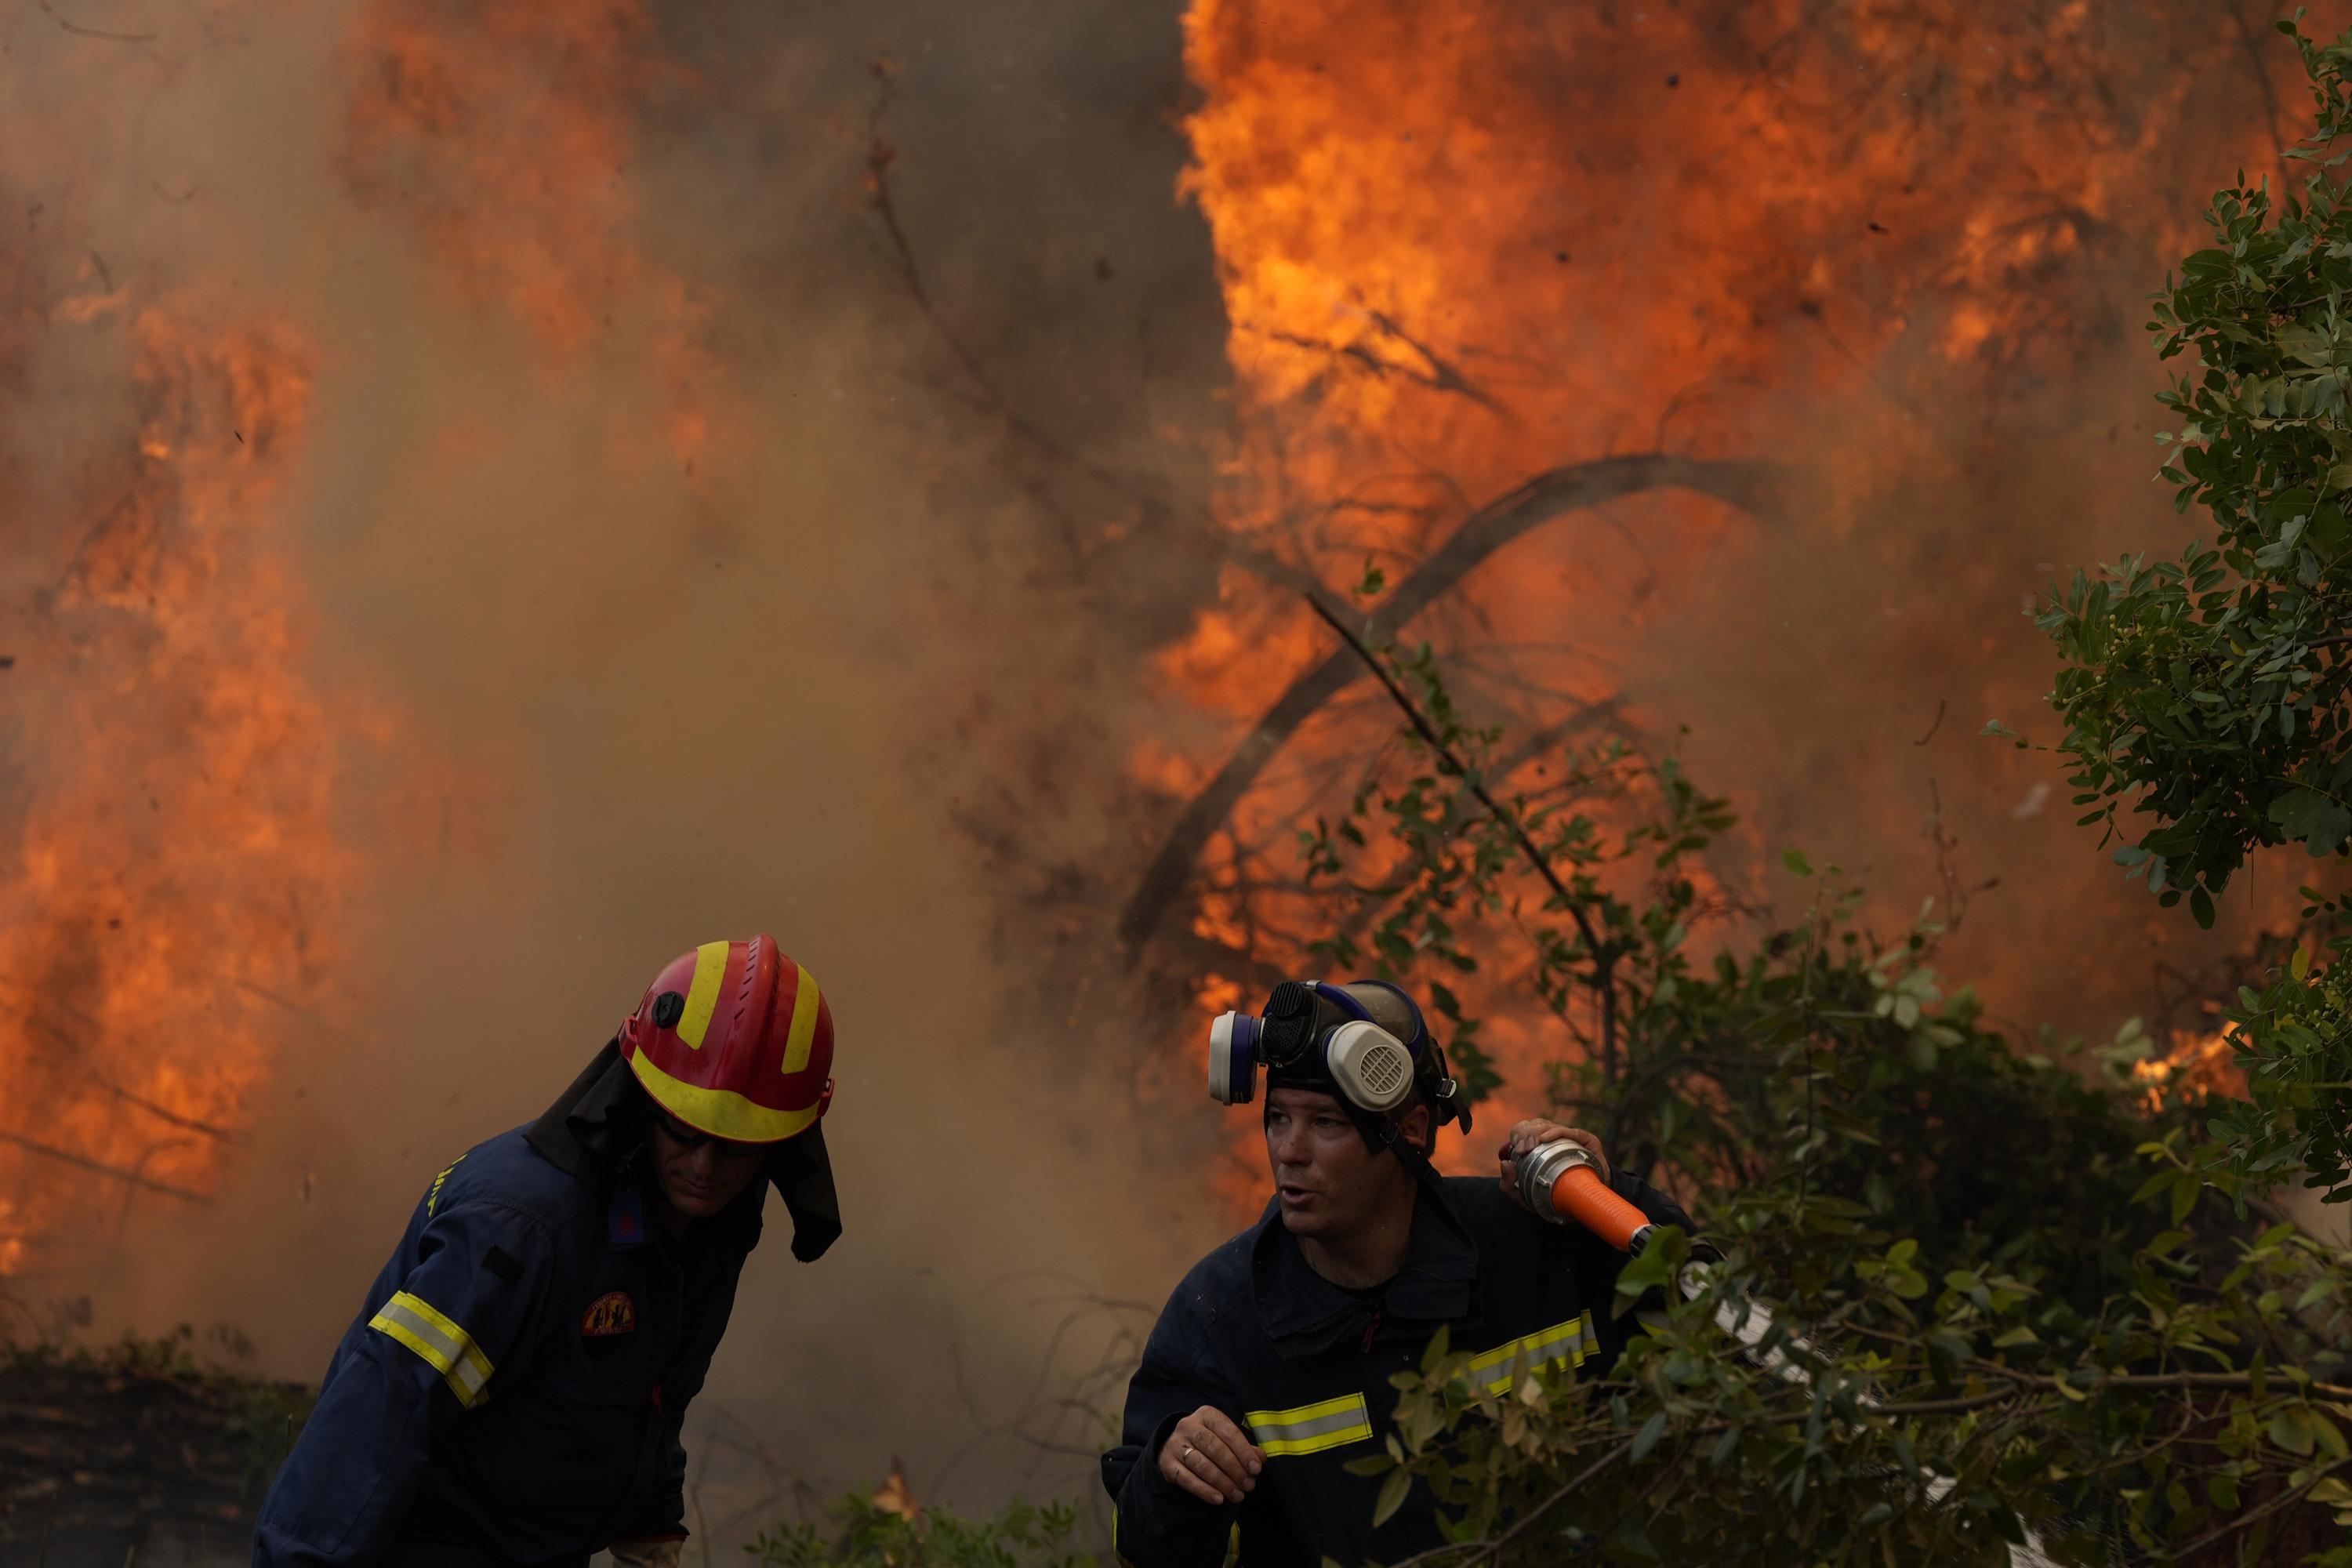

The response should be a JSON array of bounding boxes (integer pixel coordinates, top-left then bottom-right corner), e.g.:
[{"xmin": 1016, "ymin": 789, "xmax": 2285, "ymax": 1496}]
[
  {"xmin": 2042, "ymin": 17, "xmax": 2352, "ymax": 1220},
  {"xmin": 1104, "ymin": 6, "xmax": 2352, "ymax": 1563}
]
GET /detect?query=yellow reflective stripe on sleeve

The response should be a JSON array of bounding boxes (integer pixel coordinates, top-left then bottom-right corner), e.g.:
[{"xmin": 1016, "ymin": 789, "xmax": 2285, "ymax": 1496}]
[
  {"xmin": 779, "ymin": 965, "xmax": 823, "ymax": 1073},
  {"xmin": 368, "ymin": 1290, "xmax": 494, "ymax": 1408},
  {"xmin": 1468, "ymin": 1310, "xmax": 1596, "ymax": 1393},
  {"xmin": 1244, "ymin": 1392, "xmax": 1372, "ymax": 1457},
  {"xmin": 675, "ymin": 941, "xmax": 731, "ymax": 1050}
]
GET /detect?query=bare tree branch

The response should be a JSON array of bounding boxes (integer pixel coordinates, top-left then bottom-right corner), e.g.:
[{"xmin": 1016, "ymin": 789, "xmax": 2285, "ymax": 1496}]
[
  {"xmin": 858, "ymin": 60, "xmax": 1321, "ymax": 598},
  {"xmin": 2229, "ymin": 0, "xmax": 2295, "ymax": 199},
  {"xmin": 1119, "ymin": 452, "xmax": 1786, "ymax": 951},
  {"xmin": 37, "ymin": 2, "xmax": 154, "ymax": 43},
  {"xmin": 1305, "ymin": 590, "xmax": 1627, "ymax": 1071},
  {"xmin": 0, "ymin": 1129, "xmax": 208, "ymax": 1203},
  {"xmin": 1258, "ymin": 309, "xmax": 1514, "ymax": 422}
]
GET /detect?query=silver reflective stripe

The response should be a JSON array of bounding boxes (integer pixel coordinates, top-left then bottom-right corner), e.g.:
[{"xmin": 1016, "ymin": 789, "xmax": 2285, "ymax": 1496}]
[
  {"xmin": 370, "ymin": 1294, "xmax": 492, "ymax": 1406},
  {"xmin": 375, "ymin": 1296, "xmax": 464, "ymax": 1368},
  {"xmin": 1473, "ymin": 1312, "xmax": 1593, "ymax": 1391},
  {"xmin": 444, "ymin": 1351, "xmax": 490, "ymax": 1403},
  {"xmin": 1255, "ymin": 1404, "xmax": 1363, "ymax": 1445},
  {"xmin": 1245, "ymin": 1392, "xmax": 1372, "ymax": 1457}
]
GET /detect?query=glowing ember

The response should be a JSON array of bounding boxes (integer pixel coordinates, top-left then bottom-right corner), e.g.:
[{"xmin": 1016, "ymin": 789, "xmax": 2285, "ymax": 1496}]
[{"xmin": 2132, "ymin": 1029, "xmax": 2249, "ymax": 1115}]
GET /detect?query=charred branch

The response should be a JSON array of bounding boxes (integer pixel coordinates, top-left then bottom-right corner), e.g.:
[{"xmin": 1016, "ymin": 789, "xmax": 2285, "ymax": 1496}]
[
  {"xmin": 1329, "ymin": 695, "xmax": 1635, "ymax": 952},
  {"xmin": 35, "ymin": 2, "xmax": 155, "ymax": 43},
  {"xmin": 22, "ymin": 1015, "xmax": 236, "ymax": 1145},
  {"xmin": 858, "ymin": 60, "xmax": 1317, "ymax": 598},
  {"xmin": 1118, "ymin": 452, "xmax": 1787, "ymax": 952},
  {"xmin": 1259, "ymin": 310, "xmax": 1513, "ymax": 422},
  {"xmin": 1306, "ymin": 588, "xmax": 1629, "ymax": 1073},
  {"xmin": 2228, "ymin": 0, "xmax": 2294, "ymax": 198},
  {"xmin": 0, "ymin": 1130, "xmax": 208, "ymax": 1203}
]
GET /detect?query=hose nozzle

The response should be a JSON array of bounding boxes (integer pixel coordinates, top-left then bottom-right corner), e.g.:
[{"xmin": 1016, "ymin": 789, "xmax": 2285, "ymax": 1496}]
[{"xmin": 1517, "ymin": 1140, "xmax": 1655, "ymax": 1254}]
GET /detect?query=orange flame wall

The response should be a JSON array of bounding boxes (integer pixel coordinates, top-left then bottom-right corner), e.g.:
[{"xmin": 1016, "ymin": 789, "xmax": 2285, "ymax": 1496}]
[
  {"xmin": 1156, "ymin": 0, "xmax": 2347, "ymax": 1138},
  {"xmin": 0, "ymin": 4, "xmax": 382, "ymax": 1279},
  {"xmin": 0, "ymin": 0, "xmax": 710, "ymax": 1280},
  {"xmin": 0, "ymin": 311, "xmax": 367, "ymax": 1279}
]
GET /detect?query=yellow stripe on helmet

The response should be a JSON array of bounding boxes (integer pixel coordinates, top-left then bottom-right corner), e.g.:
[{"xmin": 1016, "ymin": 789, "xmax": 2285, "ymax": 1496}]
[
  {"xmin": 628, "ymin": 1037, "xmax": 822, "ymax": 1143},
  {"xmin": 674, "ymin": 940, "xmax": 731, "ymax": 1050},
  {"xmin": 779, "ymin": 964, "xmax": 823, "ymax": 1074}
]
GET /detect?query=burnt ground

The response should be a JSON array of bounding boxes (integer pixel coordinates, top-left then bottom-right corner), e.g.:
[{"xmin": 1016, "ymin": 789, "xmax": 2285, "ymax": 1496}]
[{"xmin": 0, "ymin": 1335, "xmax": 311, "ymax": 1567}]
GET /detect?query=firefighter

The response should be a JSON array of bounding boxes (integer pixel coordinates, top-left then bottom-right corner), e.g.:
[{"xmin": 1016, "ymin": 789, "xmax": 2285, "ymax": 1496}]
[
  {"xmin": 1102, "ymin": 979, "xmax": 1697, "ymax": 1566},
  {"xmin": 254, "ymin": 936, "xmax": 840, "ymax": 1568}
]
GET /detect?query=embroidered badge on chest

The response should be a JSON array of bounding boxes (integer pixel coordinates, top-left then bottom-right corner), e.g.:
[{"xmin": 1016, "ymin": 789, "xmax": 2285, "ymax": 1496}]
[{"xmin": 583, "ymin": 1290, "xmax": 637, "ymax": 1338}]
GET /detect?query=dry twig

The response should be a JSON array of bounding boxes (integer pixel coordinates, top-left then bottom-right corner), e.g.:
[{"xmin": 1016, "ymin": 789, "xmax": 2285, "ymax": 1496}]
[{"xmin": 1120, "ymin": 453, "xmax": 1785, "ymax": 952}]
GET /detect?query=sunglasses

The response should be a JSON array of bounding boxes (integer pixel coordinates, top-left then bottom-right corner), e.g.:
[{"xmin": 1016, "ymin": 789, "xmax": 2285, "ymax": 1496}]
[{"xmin": 648, "ymin": 1107, "xmax": 765, "ymax": 1160}]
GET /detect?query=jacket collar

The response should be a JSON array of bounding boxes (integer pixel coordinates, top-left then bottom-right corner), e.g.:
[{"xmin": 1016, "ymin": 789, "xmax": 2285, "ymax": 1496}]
[
  {"xmin": 1250, "ymin": 1182, "xmax": 1481, "ymax": 1359},
  {"xmin": 608, "ymin": 1179, "xmax": 650, "ymax": 1249}
]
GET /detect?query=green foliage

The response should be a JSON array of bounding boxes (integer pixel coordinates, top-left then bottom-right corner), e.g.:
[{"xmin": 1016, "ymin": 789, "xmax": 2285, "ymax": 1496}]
[
  {"xmin": 1289, "ymin": 619, "xmax": 2352, "ymax": 1559},
  {"xmin": 1296, "ymin": 635, "xmax": 2161, "ymax": 1281},
  {"xmin": 2209, "ymin": 934, "xmax": 2352, "ymax": 1202},
  {"xmin": 0, "ymin": 1324, "xmax": 316, "ymax": 1503},
  {"xmin": 2034, "ymin": 16, "xmax": 2352, "ymax": 1208},
  {"xmin": 2041, "ymin": 20, "xmax": 2352, "ymax": 921},
  {"xmin": 746, "ymin": 1490, "xmax": 1098, "ymax": 1568},
  {"xmin": 1367, "ymin": 1196, "xmax": 2352, "ymax": 1566}
]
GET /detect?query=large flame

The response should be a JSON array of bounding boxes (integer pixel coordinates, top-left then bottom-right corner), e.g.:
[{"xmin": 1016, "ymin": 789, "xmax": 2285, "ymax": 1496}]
[
  {"xmin": 0, "ymin": 0, "xmax": 737, "ymax": 1280},
  {"xmin": 0, "ymin": 299, "xmax": 361, "ymax": 1276},
  {"xmin": 1157, "ymin": 0, "xmax": 2328, "ymax": 1160}
]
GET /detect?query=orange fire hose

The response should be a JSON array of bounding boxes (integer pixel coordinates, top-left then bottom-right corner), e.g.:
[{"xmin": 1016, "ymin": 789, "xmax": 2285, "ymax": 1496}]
[
  {"xmin": 1515, "ymin": 1140, "xmax": 1655, "ymax": 1254},
  {"xmin": 1549, "ymin": 1161, "xmax": 1653, "ymax": 1251},
  {"xmin": 1515, "ymin": 1142, "xmax": 2059, "ymax": 1567}
]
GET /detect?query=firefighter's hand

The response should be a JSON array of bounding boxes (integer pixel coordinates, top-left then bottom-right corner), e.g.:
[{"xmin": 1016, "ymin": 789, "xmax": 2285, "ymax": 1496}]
[
  {"xmin": 1159, "ymin": 1406, "xmax": 1263, "ymax": 1505},
  {"xmin": 608, "ymin": 1539, "xmax": 683, "ymax": 1568},
  {"xmin": 1497, "ymin": 1119, "xmax": 1609, "ymax": 1210}
]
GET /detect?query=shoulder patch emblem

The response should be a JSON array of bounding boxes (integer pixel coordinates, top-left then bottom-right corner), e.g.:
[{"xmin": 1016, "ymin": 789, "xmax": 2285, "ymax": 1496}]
[
  {"xmin": 424, "ymin": 1152, "xmax": 468, "ymax": 1216},
  {"xmin": 583, "ymin": 1290, "xmax": 637, "ymax": 1338}
]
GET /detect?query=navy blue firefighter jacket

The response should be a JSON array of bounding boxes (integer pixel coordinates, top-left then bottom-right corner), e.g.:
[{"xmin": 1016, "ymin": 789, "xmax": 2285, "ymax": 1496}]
[
  {"xmin": 1102, "ymin": 1170, "xmax": 1696, "ymax": 1568},
  {"xmin": 253, "ymin": 1044, "xmax": 840, "ymax": 1568}
]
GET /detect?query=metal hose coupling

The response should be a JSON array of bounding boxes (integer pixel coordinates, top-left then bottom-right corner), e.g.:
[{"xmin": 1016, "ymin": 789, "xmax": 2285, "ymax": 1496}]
[{"xmin": 1517, "ymin": 1139, "xmax": 1657, "ymax": 1255}]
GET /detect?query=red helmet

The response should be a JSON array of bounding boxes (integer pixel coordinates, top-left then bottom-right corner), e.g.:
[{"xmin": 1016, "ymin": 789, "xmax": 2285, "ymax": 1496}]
[{"xmin": 619, "ymin": 935, "xmax": 834, "ymax": 1143}]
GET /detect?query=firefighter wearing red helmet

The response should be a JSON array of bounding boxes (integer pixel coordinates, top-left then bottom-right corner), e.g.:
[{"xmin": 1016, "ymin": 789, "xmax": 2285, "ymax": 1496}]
[{"xmin": 255, "ymin": 936, "xmax": 840, "ymax": 1568}]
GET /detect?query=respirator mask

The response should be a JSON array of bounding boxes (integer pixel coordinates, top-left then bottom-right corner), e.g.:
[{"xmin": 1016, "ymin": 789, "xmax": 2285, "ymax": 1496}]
[{"xmin": 1207, "ymin": 979, "xmax": 1469, "ymax": 1138}]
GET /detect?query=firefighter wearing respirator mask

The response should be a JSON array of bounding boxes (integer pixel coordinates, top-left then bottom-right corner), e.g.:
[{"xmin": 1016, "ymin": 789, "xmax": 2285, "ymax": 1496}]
[{"xmin": 1101, "ymin": 978, "xmax": 1697, "ymax": 1568}]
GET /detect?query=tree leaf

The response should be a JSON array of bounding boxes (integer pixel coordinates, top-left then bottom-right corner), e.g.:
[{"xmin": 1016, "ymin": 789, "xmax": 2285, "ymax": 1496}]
[{"xmin": 2273, "ymin": 1406, "xmax": 2317, "ymax": 1457}]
